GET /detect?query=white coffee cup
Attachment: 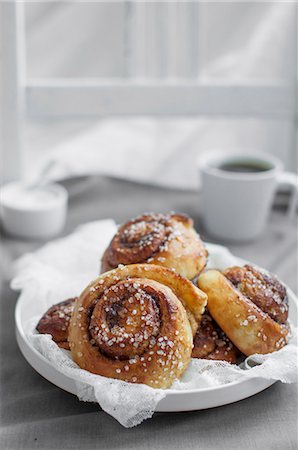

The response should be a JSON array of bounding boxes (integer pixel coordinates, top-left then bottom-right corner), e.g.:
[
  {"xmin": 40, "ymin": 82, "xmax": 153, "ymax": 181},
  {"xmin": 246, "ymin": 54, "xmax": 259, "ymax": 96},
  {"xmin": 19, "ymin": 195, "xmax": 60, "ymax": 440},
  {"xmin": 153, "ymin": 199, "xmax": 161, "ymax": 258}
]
[{"xmin": 197, "ymin": 150, "xmax": 297, "ymax": 242}]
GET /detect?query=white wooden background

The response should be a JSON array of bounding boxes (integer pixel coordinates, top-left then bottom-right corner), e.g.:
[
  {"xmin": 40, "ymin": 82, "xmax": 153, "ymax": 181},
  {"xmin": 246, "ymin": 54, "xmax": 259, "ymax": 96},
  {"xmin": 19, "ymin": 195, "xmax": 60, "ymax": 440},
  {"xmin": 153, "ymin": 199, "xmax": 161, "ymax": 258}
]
[{"xmin": 1, "ymin": 1, "xmax": 297, "ymax": 183}]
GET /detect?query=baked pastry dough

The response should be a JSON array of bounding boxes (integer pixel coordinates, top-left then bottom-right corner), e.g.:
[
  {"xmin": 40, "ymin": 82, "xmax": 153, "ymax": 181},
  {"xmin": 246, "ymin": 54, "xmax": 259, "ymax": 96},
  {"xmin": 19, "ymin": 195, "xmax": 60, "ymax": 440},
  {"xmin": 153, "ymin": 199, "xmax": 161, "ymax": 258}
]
[
  {"xmin": 69, "ymin": 264, "xmax": 207, "ymax": 388},
  {"xmin": 36, "ymin": 298, "xmax": 77, "ymax": 349},
  {"xmin": 101, "ymin": 212, "xmax": 208, "ymax": 280},
  {"xmin": 198, "ymin": 265, "xmax": 289, "ymax": 356},
  {"xmin": 192, "ymin": 311, "xmax": 239, "ymax": 363}
]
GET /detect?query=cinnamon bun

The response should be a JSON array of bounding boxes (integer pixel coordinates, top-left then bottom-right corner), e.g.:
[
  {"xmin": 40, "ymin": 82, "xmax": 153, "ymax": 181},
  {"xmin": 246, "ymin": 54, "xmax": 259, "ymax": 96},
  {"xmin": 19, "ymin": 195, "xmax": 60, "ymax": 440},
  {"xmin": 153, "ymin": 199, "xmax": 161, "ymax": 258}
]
[
  {"xmin": 36, "ymin": 298, "xmax": 77, "ymax": 349},
  {"xmin": 101, "ymin": 213, "xmax": 208, "ymax": 280},
  {"xmin": 69, "ymin": 264, "xmax": 207, "ymax": 388},
  {"xmin": 198, "ymin": 265, "xmax": 289, "ymax": 356},
  {"xmin": 192, "ymin": 311, "xmax": 239, "ymax": 363}
]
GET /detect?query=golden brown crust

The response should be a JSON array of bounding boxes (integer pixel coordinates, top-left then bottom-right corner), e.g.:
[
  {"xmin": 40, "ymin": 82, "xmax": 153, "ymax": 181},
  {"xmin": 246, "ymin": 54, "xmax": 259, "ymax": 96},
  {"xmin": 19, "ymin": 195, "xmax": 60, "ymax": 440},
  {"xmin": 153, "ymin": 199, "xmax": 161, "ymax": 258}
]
[
  {"xmin": 198, "ymin": 269, "xmax": 289, "ymax": 356},
  {"xmin": 192, "ymin": 311, "xmax": 240, "ymax": 364},
  {"xmin": 223, "ymin": 265, "xmax": 288, "ymax": 324},
  {"xmin": 36, "ymin": 298, "xmax": 77, "ymax": 349},
  {"xmin": 101, "ymin": 213, "xmax": 208, "ymax": 280},
  {"xmin": 69, "ymin": 264, "xmax": 207, "ymax": 388}
]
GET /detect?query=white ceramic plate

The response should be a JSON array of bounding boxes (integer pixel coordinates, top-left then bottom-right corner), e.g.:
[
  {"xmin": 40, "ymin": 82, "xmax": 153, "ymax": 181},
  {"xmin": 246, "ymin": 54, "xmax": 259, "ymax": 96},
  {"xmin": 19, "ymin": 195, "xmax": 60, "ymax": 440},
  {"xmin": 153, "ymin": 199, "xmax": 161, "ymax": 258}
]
[{"xmin": 15, "ymin": 258, "xmax": 297, "ymax": 413}]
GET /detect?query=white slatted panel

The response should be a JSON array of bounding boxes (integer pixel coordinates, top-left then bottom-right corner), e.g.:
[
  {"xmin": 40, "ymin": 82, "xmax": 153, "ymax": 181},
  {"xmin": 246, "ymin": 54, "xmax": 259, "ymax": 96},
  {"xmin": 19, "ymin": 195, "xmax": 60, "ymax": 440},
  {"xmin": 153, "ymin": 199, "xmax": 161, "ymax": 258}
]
[
  {"xmin": 129, "ymin": 2, "xmax": 163, "ymax": 78},
  {"xmin": 165, "ymin": 2, "xmax": 199, "ymax": 78},
  {"xmin": 2, "ymin": 0, "xmax": 297, "ymax": 182},
  {"xmin": 26, "ymin": 79, "xmax": 295, "ymax": 118},
  {"xmin": 22, "ymin": 1, "xmax": 297, "ymax": 122},
  {"xmin": 126, "ymin": 1, "xmax": 199, "ymax": 79},
  {"xmin": 24, "ymin": 1, "xmax": 296, "ymax": 121},
  {"xmin": 1, "ymin": 1, "xmax": 26, "ymax": 182}
]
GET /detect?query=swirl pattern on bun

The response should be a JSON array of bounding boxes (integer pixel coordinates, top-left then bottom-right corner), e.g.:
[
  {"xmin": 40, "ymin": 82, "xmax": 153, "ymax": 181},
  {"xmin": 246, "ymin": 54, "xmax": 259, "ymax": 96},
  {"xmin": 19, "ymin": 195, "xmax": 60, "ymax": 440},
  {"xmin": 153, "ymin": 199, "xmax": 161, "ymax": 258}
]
[
  {"xmin": 101, "ymin": 213, "xmax": 208, "ymax": 280},
  {"xmin": 69, "ymin": 264, "xmax": 207, "ymax": 388},
  {"xmin": 223, "ymin": 265, "xmax": 288, "ymax": 324},
  {"xmin": 198, "ymin": 266, "xmax": 289, "ymax": 356}
]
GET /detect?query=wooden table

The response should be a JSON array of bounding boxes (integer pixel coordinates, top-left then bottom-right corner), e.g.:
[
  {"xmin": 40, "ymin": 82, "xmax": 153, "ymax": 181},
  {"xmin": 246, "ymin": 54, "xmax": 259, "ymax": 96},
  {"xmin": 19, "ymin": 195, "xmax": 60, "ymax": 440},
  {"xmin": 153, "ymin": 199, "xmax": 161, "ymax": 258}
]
[{"xmin": 1, "ymin": 176, "xmax": 297, "ymax": 449}]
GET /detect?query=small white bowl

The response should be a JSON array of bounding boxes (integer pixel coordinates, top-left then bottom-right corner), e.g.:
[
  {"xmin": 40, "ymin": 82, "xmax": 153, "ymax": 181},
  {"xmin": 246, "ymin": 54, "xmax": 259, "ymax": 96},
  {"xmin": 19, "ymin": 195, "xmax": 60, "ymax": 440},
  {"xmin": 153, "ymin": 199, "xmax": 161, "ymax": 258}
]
[{"xmin": 0, "ymin": 182, "xmax": 68, "ymax": 239}]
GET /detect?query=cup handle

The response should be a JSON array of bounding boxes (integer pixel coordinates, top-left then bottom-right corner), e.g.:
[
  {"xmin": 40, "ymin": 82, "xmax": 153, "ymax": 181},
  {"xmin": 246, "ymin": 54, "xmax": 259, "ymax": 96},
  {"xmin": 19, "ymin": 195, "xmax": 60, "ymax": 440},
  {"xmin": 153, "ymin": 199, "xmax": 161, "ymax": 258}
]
[{"xmin": 276, "ymin": 172, "xmax": 298, "ymax": 220}]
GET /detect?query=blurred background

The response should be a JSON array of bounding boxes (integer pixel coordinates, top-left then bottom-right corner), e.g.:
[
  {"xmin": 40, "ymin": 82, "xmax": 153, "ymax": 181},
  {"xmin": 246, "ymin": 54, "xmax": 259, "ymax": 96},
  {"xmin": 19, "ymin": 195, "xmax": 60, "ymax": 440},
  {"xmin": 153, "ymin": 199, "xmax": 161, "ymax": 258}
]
[{"xmin": 0, "ymin": 1, "xmax": 297, "ymax": 188}]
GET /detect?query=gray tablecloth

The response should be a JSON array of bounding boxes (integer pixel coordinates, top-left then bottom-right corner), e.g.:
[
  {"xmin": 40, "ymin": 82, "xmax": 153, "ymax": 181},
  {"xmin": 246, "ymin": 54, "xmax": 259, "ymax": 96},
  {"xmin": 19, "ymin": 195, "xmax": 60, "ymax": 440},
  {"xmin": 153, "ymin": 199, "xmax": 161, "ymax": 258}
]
[{"xmin": 1, "ymin": 176, "xmax": 297, "ymax": 450}]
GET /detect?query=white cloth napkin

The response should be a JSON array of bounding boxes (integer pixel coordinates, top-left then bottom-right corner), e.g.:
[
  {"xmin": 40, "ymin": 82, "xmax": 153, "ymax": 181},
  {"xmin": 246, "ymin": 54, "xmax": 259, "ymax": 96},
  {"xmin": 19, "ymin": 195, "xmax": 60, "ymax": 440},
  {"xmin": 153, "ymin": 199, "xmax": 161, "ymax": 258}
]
[{"xmin": 11, "ymin": 220, "xmax": 298, "ymax": 427}]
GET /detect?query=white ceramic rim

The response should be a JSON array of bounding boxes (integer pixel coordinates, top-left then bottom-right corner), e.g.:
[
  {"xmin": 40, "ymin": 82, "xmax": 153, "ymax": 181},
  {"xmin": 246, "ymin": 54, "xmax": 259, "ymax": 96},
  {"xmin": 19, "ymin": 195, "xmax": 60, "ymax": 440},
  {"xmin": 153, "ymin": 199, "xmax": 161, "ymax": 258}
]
[
  {"xmin": 196, "ymin": 150, "xmax": 283, "ymax": 181},
  {"xmin": 15, "ymin": 256, "xmax": 298, "ymax": 412}
]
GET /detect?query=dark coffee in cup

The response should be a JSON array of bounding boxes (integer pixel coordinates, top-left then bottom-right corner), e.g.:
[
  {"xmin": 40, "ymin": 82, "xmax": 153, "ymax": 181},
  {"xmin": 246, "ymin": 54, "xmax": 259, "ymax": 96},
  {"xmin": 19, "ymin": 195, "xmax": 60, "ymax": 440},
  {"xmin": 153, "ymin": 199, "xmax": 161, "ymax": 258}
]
[{"xmin": 218, "ymin": 161, "xmax": 272, "ymax": 173}]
